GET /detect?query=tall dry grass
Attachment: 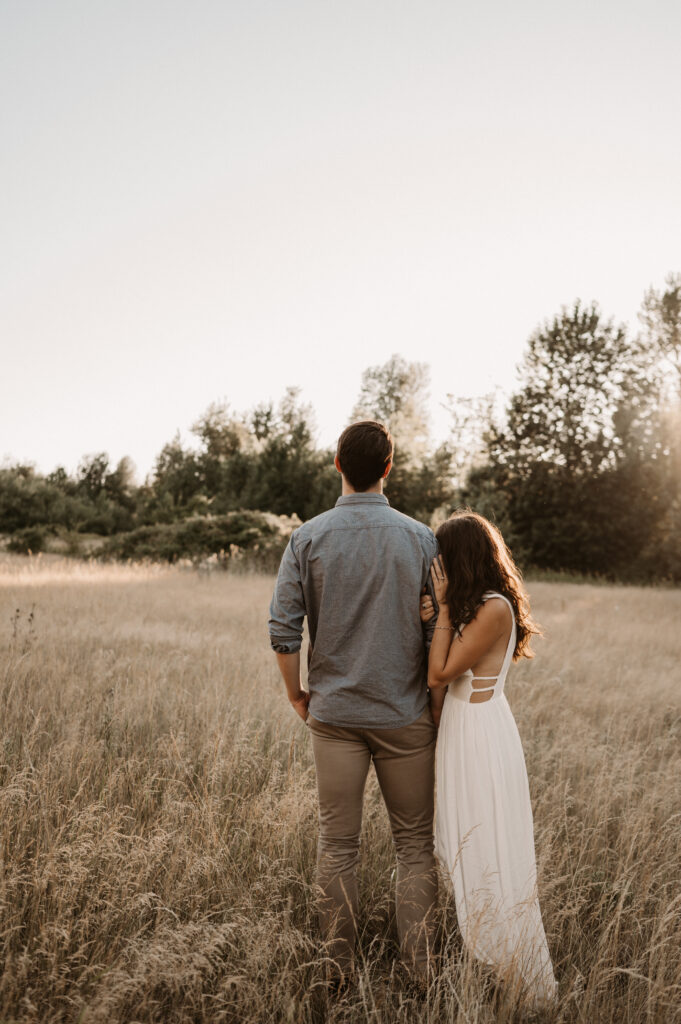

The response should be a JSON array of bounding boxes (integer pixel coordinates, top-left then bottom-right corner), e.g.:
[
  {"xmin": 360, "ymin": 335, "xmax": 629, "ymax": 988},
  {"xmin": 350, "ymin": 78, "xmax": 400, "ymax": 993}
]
[{"xmin": 0, "ymin": 553, "xmax": 679, "ymax": 1023}]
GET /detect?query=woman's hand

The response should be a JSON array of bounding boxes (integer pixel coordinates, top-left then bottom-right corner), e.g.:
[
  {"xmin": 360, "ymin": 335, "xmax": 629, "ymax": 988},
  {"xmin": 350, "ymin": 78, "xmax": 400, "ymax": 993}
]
[
  {"xmin": 430, "ymin": 555, "xmax": 449, "ymax": 604},
  {"xmin": 419, "ymin": 587, "xmax": 435, "ymax": 623}
]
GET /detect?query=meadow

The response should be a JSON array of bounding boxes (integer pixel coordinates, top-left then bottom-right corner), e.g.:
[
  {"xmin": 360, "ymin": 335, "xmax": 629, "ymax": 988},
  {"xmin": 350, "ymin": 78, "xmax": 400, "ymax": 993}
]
[{"xmin": 0, "ymin": 554, "xmax": 679, "ymax": 1023}]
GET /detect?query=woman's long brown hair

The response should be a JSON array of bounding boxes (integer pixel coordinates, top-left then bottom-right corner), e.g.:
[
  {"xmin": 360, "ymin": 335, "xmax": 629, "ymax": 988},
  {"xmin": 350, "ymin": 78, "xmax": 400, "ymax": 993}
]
[{"xmin": 435, "ymin": 510, "xmax": 541, "ymax": 660}]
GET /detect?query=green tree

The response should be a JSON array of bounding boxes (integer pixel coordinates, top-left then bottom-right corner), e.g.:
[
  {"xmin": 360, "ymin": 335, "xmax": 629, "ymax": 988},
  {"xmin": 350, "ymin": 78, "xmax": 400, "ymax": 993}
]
[
  {"xmin": 636, "ymin": 273, "xmax": 681, "ymax": 579},
  {"xmin": 151, "ymin": 434, "xmax": 202, "ymax": 515},
  {"xmin": 640, "ymin": 272, "xmax": 681, "ymax": 399},
  {"xmin": 72, "ymin": 453, "xmax": 138, "ymax": 534},
  {"xmin": 500, "ymin": 303, "xmax": 654, "ymax": 475},
  {"xmin": 352, "ymin": 353, "xmax": 431, "ymax": 462},
  {"xmin": 190, "ymin": 402, "xmax": 255, "ymax": 502},
  {"xmin": 241, "ymin": 388, "xmax": 338, "ymax": 520},
  {"xmin": 0, "ymin": 460, "xmax": 136, "ymax": 537},
  {"xmin": 444, "ymin": 393, "xmax": 499, "ymax": 490},
  {"xmin": 351, "ymin": 354, "xmax": 454, "ymax": 520},
  {"xmin": 77, "ymin": 453, "xmax": 110, "ymax": 500},
  {"xmin": 104, "ymin": 457, "xmax": 137, "ymax": 505},
  {"xmin": 466, "ymin": 302, "xmax": 666, "ymax": 576}
]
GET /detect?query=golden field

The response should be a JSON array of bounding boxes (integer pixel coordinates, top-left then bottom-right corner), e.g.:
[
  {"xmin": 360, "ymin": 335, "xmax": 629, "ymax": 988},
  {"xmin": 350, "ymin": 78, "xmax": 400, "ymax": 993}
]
[{"xmin": 0, "ymin": 554, "xmax": 680, "ymax": 1024}]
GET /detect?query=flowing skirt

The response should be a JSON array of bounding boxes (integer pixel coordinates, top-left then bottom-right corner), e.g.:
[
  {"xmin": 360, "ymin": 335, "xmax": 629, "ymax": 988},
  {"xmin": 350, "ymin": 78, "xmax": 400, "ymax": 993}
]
[{"xmin": 435, "ymin": 692, "xmax": 557, "ymax": 1003}]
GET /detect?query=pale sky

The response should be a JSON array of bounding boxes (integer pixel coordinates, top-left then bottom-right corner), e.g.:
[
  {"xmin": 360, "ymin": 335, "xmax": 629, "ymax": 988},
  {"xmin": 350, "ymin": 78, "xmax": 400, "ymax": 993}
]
[{"xmin": 2, "ymin": 0, "xmax": 680, "ymax": 480}]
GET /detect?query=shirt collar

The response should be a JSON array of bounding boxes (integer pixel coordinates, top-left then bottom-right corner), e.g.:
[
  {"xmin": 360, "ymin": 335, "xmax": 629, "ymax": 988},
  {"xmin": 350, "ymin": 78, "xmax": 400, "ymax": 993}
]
[{"xmin": 335, "ymin": 493, "xmax": 390, "ymax": 507}]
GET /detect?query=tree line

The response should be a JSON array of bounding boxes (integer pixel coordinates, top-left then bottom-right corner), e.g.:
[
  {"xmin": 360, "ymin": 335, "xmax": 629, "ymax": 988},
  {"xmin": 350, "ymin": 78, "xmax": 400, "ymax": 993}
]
[{"xmin": 2, "ymin": 274, "xmax": 679, "ymax": 581}]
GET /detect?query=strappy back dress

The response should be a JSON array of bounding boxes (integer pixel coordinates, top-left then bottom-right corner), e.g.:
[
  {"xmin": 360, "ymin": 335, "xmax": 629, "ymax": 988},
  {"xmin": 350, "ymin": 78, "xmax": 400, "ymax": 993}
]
[{"xmin": 435, "ymin": 591, "xmax": 557, "ymax": 1003}]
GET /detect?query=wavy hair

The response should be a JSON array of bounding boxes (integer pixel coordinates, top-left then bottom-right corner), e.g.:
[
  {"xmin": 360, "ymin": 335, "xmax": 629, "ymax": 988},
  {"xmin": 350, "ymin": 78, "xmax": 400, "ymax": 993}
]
[{"xmin": 435, "ymin": 509, "xmax": 541, "ymax": 660}]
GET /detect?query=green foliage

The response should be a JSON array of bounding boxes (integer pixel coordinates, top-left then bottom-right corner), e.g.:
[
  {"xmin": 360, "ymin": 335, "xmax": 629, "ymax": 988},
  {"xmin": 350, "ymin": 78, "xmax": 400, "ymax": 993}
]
[
  {"xmin": 352, "ymin": 354, "xmax": 456, "ymax": 520},
  {"xmin": 499, "ymin": 302, "xmax": 652, "ymax": 474},
  {"xmin": 236, "ymin": 390, "xmax": 339, "ymax": 520},
  {"xmin": 385, "ymin": 442, "xmax": 455, "ymax": 523},
  {"xmin": 2, "ymin": 279, "xmax": 679, "ymax": 580},
  {"xmin": 147, "ymin": 391, "xmax": 339, "ymax": 524},
  {"xmin": 0, "ymin": 459, "xmax": 138, "ymax": 540},
  {"xmin": 77, "ymin": 452, "xmax": 110, "ymax": 500},
  {"xmin": 640, "ymin": 272, "xmax": 681, "ymax": 398},
  {"xmin": 352, "ymin": 353, "xmax": 431, "ymax": 459},
  {"xmin": 100, "ymin": 511, "xmax": 298, "ymax": 569},
  {"xmin": 6, "ymin": 525, "xmax": 47, "ymax": 555},
  {"xmin": 0, "ymin": 465, "xmax": 89, "ymax": 533},
  {"xmin": 464, "ymin": 298, "xmax": 680, "ymax": 581},
  {"xmin": 149, "ymin": 434, "xmax": 203, "ymax": 516}
]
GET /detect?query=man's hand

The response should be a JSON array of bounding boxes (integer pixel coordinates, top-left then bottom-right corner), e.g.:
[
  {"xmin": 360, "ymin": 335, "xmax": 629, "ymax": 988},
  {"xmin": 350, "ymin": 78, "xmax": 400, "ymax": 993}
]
[
  {"xmin": 420, "ymin": 587, "xmax": 435, "ymax": 623},
  {"xmin": 290, "ymin": 689, "xmax": 310, "ymax": 722}
]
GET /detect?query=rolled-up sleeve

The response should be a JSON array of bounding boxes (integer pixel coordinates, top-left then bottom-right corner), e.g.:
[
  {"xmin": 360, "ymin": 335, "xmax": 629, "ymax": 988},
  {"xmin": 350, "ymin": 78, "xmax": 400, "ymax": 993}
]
[{"xmin": 268, "ymin": 533, "xmax": 306, "ymax": 653}]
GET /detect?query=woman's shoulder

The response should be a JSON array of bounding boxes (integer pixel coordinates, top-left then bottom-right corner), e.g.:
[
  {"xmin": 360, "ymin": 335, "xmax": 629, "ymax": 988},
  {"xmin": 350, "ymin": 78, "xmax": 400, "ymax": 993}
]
[{"xmin": 479, "ymin": 592, "xmax": 514, "ymax": 622}]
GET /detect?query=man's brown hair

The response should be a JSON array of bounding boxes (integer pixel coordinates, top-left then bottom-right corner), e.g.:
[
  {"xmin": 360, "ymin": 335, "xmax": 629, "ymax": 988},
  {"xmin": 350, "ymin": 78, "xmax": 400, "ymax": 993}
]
[{"xmin": 336, "ymin": 421, "xmax": 394, "ymax": 492}]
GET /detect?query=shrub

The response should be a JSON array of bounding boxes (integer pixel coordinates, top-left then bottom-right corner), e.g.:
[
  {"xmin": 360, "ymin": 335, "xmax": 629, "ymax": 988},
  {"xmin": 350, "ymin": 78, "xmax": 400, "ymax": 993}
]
[
  {"xmin": 7, "ymin": 525, "xmax": 48, "ymax": 555},
  {"xmin": 100, "ymin": 511, "xmax": 300, "ymax": 570}
]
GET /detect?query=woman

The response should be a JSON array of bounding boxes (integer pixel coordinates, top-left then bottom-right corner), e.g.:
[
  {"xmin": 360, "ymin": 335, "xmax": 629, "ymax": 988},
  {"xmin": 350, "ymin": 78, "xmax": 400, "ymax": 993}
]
[{"xmin": 420, "ymin": 510, "xmax": 557, "ymax": 1004}]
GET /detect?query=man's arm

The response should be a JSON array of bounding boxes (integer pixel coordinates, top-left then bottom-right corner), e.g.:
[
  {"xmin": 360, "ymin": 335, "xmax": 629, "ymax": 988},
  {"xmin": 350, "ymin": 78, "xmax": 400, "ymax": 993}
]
[
  {"xmin": 268, "ymin": 533, "xmax": 309, "ymax": 720},
  {"xmin": 275, "ymin": 651, "xmax": 309, "ymax": 721}
]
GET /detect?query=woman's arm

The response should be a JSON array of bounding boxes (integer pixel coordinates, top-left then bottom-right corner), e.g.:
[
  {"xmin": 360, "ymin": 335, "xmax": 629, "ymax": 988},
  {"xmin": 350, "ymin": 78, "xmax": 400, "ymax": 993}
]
[
  {"xmin": 428, "ymin": 684, "xmax": 446, "ymax": 726},
  {"xmin": 420, "ymin": 589, "xmax": 447, "ymax": 726},
  {"xmin": 426, "ymin": 586, "xmax": 456, "ymax": 690},
  {"xmin": 427, "ymin": 558, "xmax": 509, "ymax": 689}
]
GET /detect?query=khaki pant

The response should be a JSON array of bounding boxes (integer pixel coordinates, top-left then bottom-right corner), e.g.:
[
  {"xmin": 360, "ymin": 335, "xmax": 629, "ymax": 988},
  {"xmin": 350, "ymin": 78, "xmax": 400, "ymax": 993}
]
[{"xmin": 308, "ymin": 706, "xmax": 438, "ymax": 977}]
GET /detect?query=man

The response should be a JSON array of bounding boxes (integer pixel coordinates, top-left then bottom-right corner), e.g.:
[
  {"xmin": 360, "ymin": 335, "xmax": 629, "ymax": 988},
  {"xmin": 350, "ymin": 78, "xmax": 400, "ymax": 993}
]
[{"xmin": 268, "ymin": 420, "xmax": 439, "ymax": 984}]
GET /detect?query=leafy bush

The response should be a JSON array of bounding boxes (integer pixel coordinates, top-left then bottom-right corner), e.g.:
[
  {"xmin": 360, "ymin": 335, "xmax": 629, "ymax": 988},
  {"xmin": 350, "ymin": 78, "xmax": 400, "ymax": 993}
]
[
  {"xmin": 7, "ymin": 525, "xmax": 48, "ymax": 554},
  {"xmin": 100, "ymin": 511, "xmax": 300, "ymax": 570},
  {"xmin": 0, "ymin": 465, "xmax": 134, "ymax": 536}
]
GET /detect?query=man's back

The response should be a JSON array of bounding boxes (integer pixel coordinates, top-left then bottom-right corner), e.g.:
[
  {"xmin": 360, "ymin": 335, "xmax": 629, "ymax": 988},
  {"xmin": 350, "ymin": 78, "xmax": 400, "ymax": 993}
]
[
  {"xmin": 268, "ymin": 492, "xmax": 437, "ymax": 728},
  {"xmin": 270, "ymin": 421, "xmax": 439, "ymax": 982}
]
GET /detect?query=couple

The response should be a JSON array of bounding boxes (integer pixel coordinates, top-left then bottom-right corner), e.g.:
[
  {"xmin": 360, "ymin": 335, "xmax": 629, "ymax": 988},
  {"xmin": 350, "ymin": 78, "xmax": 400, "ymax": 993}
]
[{"xmin": 268, "ymin": 420, "xmax": 557, "ymax": 1004}]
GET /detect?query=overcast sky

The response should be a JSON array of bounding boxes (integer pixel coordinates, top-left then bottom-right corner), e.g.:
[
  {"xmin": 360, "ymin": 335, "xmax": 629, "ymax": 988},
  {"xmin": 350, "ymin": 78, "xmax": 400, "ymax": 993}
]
[{"xmin": 2, "ymin": 0, "xmax": 680, "ymax": 480}]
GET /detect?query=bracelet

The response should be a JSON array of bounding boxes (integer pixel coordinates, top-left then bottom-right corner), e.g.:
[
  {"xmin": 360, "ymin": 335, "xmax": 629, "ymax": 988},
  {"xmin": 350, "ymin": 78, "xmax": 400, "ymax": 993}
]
[{"xmin": 434, "ymin": 625, "xmax": 455, "ymax": 631}]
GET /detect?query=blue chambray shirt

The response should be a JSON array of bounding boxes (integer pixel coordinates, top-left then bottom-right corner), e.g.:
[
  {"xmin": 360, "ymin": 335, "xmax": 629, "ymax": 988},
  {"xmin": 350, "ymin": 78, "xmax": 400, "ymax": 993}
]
[{"xmin": 268, "ymin": 493, "xmax": 438, "ymax": 728}]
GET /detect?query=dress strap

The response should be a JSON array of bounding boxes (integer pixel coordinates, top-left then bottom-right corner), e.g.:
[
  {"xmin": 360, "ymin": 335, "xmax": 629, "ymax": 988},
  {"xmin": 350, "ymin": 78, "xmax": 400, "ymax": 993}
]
[{"xmin": 480, "ymin": 591, "xmax": 517, "ymax": 682}]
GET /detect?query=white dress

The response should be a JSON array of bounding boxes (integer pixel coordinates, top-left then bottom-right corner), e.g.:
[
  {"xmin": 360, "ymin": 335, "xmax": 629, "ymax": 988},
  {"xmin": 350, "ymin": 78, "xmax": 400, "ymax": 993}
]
[{"xmin": 435, "ymin": 592, "xmax": 557, "ymax": 1004}]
